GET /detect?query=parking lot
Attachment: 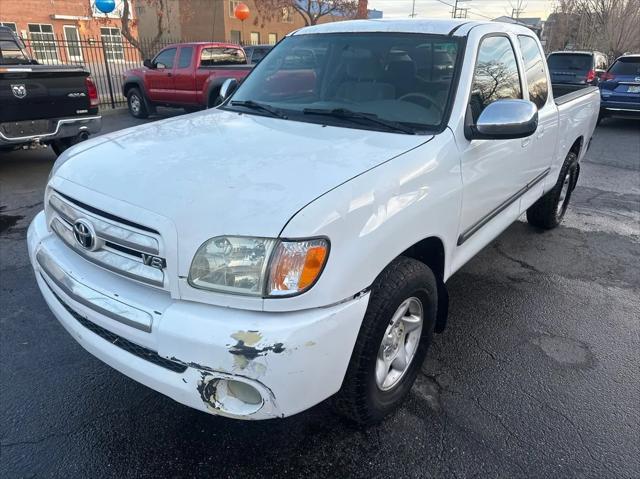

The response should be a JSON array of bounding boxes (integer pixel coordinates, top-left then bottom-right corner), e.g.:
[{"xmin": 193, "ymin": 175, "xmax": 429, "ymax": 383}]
[{"xmin": 1, "ymin": 111, "xmax": 638, "ymax": 478}]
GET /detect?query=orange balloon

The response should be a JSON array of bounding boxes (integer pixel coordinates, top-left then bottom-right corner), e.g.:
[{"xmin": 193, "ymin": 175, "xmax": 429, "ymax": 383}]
[{"xmin": 234, "ymin": 3, "xmax": 250, "ymax": 21}]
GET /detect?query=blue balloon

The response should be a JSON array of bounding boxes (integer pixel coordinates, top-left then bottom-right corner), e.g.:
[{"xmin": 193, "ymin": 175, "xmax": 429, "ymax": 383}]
[{"xmin": 95, "ymin": 0, "xmax": 116, "ymax": 14}]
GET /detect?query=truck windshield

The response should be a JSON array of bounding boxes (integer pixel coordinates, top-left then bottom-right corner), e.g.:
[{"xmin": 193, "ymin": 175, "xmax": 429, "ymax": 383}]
[{"xmin": 226, "ymin": 32, "xmax": 460, "ymax": 133}]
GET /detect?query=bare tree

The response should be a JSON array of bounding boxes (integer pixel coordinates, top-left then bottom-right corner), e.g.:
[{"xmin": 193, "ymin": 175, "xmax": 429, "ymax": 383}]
[
  {"xmin": 254, "ymin": 0, "xmax": 359, "ymax": 27},
  {"xmin": 546, "ymin": 0, "xmax": 640, "ymax": 58}
]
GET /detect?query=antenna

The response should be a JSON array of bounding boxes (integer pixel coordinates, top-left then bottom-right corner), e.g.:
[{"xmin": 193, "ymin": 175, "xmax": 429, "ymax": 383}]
[{"xmin": 410, "ymin": 0, "xmax": 417, "ymax": 18}]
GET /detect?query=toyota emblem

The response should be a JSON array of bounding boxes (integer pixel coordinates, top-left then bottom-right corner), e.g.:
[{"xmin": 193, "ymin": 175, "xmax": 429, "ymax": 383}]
[{"xmin": 73, "ymin": 219, "xmax": 97, "ymax": 250}]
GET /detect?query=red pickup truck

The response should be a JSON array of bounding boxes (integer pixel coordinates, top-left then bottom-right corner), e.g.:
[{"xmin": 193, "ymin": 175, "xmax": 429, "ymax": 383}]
[{"xmin": 122, "ymin": 42, "xmax": 253, "ymax": 118}]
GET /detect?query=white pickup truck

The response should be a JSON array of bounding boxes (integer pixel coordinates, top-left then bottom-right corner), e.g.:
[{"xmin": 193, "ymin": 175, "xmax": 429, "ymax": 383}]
[{"xmin": 28, "ymin": 19, "xmax": 599, "ymax": 424}]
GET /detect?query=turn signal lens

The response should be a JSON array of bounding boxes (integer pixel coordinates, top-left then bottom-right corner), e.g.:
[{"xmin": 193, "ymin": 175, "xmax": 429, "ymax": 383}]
[{"xmin": 267, "ymin": 239, "xmax": 329, "ymax": 296}]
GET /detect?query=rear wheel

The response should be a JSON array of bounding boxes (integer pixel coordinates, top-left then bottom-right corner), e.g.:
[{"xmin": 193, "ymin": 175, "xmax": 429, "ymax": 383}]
[
  {"xmin": 127, "ymin": 88, "xmax": 149, "ymax": 119},
  {"xmin": 526, "ymin": 151, "xmax": 579, "ymax": 229},
  {"xmin": 333, "ymin": 257, "xmax": 437, "ymax": 425},
  {"xmin": 51, "ymin": 135, "xmax": 87, "ymax": 157}
]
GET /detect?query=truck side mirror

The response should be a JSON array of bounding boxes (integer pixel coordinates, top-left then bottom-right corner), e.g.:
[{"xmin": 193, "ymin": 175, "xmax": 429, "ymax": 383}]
[
  {"xmin": 218, "ymin": 78, "xmax": 239, "ymax": 103},
  {"xmin": 467, "ymin": 99, "xmax": 538, "ymax": 140},
  {"xmin": 143, "ymin": 59, "xmax": 154, "ymax": 69}
]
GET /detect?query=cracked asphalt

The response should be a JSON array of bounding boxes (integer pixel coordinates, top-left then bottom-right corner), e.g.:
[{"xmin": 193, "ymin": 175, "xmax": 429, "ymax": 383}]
[{"xmin": 1, "ymin": 111, "xmax": 639, "ymax": 478}]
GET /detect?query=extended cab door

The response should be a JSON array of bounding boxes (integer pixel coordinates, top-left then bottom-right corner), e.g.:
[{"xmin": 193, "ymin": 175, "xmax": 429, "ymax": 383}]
[
  {"xmin": 146, "ymin": 47, "xmax": 176, "ymax": 102},
  {"xmin": 517, "ymin": 34, "xmax": 558, "ymax": 212},
  {"xmin": 172, "ymin": 45, "xmax": 196, "ymax": 105},
  {"xmin": 454, "ymin": 31, "xmax": 530, "ymax": 259}
]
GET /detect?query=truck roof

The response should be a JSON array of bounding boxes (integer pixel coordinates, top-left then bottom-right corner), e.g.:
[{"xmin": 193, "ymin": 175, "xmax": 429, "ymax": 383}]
[{"xmin": 289, "ymin": 18, "xmax": 535, "ymax": 37}]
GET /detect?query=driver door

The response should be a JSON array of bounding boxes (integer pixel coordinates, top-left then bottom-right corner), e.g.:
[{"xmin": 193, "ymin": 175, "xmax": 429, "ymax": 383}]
[
  {"xmin": 146, "ymin": 47, "xmax": 176, "ymax": 102},
  {"xmin": 453, "ymin": 31, "xmax": 530, "ymax": 268}
]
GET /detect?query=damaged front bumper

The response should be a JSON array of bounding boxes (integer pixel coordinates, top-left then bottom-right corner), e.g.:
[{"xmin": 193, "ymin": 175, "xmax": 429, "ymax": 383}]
[{"xmin": 28, "ymin": 211, "xmax": 369, "ymax": 420}]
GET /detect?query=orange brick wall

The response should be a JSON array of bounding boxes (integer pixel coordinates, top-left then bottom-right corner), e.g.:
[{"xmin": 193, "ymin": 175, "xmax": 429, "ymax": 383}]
[{"xmin": 0, "ymin": 0, "xmax": 138, "ymax": 62}]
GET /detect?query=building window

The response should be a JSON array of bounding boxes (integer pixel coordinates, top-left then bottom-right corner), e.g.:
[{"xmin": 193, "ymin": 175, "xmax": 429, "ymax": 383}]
[
  {"xmin": 1, "ymin": 22, "xmax": 17, "ymax": 33},
  {"xmin": 229, "ymin": 0, "xmax": 241, "ymax": 17},
  {"xmin": 250, "ymin": 32, "xmax": 260, "ymax": 45},
  {"xmin": 230, "ymin": 30, "xmax": 241, "ymax": 44},
  {"xmin": 28, "ymin": 24, "xmax": 58, "ymax": 62},
  {"xmin": 268, "ymin": 33, "xmax": 277, "ymax": 45},
  {"xmin": 281, "ymin": 7, "xmax": 294, "ymax": 23},
  {"xmin": 100, "ymin": 27, "xmax": 124, "ymax": 61}
]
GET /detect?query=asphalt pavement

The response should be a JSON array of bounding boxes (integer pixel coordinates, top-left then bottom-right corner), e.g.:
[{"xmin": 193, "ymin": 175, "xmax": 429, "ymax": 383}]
[{"xmin": 1, "ymin": 109, "xmax": 639, "ymax": 478}]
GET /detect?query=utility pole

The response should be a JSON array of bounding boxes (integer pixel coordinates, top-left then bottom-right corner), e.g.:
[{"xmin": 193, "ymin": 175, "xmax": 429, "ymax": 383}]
[
  {"xmin": 410, "ymin": 0, "xmax": 417, "ymax": 18},
  {"xmin": 452, "ymin": 0, "xmax": 470, "ymax": 19}
]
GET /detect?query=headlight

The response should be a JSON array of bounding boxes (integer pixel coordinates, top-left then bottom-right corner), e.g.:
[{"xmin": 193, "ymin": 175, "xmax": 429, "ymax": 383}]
[{"xmin": 188, "ymin": 236, "xmax": 329, "ymax": 297}]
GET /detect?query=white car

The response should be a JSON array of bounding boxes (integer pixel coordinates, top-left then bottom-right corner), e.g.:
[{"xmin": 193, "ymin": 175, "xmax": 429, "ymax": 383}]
[{"xmin": 28, "ymin": 19, "xmax": 599, "ymax": 424}]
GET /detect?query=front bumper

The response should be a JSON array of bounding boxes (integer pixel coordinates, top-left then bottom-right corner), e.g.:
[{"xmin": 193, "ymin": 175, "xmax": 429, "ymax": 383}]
[
  {"xmin": 0, "ymin": 115, "xmax": 102, "ymax": 146},
  {"xmin": 27, "ymin": 211, "xmax": 369, "ymax": 419}
]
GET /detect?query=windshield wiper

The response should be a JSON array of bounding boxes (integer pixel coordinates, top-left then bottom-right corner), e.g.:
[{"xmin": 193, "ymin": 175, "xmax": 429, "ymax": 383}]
[
  {"xmin": 230, "ymin": 100, "xmax": 288, "ymax": 119},
  {"xmin": 302, "ymin": 108, "xmax": 416, "ymax": 135}
]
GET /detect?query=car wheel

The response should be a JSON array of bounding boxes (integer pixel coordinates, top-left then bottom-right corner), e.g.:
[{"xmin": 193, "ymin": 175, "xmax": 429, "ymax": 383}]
[
  {"xmin": 526, "ymin": 151, "xmax": 579, "ymax": 230},
  {"xmin": 51, "ymin": 134, "xmax": 88, "ymax": 157},
  {"xmin": 333, "ymin": 256, "xmax": 437, "ymax": 425},
  {"xmin": 127, "ymin": 88, "xmax": 149, "ymax": 119}
]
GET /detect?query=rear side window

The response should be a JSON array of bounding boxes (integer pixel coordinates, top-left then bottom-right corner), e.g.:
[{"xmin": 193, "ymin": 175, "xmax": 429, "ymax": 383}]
[
  {"xmin": 609, "ymin": 57, "xmax": 640, "ymax": 75},
  {"xmin": 470, "ymin": 36, "xmax": 522, "ymax": 123},
  {"xmin": 154, "ymin": 48, "xmax": 176, "ymax": 69},
  {"xmin": 200, "ymin": 47, "xmax": 247, "ymax": 66},
  {"xmin": 518, "ymin": 35, "xmax": 549, "ymax": 109},
  {"xmin": 547, "ymin": 54, "xmax": 591, "ymax": 73},
  {"xmin": 178, "ymin": 46, "xmax": 193, "ymax": 68}
]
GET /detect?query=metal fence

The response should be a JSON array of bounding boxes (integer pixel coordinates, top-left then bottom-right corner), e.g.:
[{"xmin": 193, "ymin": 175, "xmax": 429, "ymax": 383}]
[{"xmin": 21, "ymin": 35, "xmax": 204, "ymax": 109}]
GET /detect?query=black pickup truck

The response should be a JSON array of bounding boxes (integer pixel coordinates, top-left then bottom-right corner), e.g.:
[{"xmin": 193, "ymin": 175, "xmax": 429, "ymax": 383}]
[{"xmin": 0, "ymin": 26, "xmax": 101, "ymax": 156}]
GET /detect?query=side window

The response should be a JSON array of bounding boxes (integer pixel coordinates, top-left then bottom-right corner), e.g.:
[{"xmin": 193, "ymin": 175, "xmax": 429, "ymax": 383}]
[
  {"xmin": 200, "ymin": 47, "xmax": 247, "ymax": 66},
  {"xmin": 178, "ymin": 46, "xmax": 193, "ymax": 68},
  {"xmin": 154, "ymin": 48, "xmax": 176, "ymax": 69},
  {"xmin": 470, "ymin": 36, "xmax": 522, "ymax": 123},
  {"xmin": 597, "ymin": 55, "xmax": 607, "ymax": 71},
  {"xmin": 518, "ymin": 35, "xmax": 549, "ymax": 110}
]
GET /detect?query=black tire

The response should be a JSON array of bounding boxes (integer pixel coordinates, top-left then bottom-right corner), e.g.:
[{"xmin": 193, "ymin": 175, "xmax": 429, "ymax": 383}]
[
  {"xmin": 526, "ymin": 151, "xmax": 579, "ymax": 229},
  {"xmin": 127, "ymin": 88, "xmax": 149, "ymax": 119},
  {"xmin": 207, "ymin": 90, "xmax": 222, "ymax": 108},
  {"xmin": 51, "ymin": 135, "xmax": 87, "ymax": 157},
  {"xmin": 333, "ymin": 256, "xmax": 437, "ymax": 425},
  {"xmin": 183, "ymin": 106, "xmax": 201, "ymax": 114}
]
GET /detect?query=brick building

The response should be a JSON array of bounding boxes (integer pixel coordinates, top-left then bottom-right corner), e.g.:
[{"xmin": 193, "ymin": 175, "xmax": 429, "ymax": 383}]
[
  {"xmin": 0, "ymin": 0, "xmax": 138, "ymax": 63},
  {"xmin": 136, "ymin": 0, "xmax": 369, "ymax": 45}
]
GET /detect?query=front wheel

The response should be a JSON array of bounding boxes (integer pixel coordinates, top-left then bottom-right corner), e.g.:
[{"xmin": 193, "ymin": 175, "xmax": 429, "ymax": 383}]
[
  {"xmin": 526, "ymin": 151, "xmax": 579, "ymax": 229},
  {"xmin": 127, "ymin": 88, "xmax": 149, "ymax": 119},
  {"xmin": 333, "ymin": 257, "xmax": 437, "ymax": 425}
]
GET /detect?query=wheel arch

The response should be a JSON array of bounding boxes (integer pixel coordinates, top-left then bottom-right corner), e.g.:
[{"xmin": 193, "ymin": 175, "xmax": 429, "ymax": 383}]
[
  {"xmin": 569, "ymin": 136, "xmax": 584, "ymax": 159},
  {"xmin": 399, "ymin": 236, "xmax": 449, "ymax": 333},
  {"xmin": 204, "ymin": 77, "xmax": 229, "ymax": 107}
]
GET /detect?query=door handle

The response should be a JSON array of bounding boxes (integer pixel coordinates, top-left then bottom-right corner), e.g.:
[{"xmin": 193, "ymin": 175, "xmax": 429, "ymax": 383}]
[{"xmin": 521, "ymin": 137, "xmax": 531, "ymax": 148}]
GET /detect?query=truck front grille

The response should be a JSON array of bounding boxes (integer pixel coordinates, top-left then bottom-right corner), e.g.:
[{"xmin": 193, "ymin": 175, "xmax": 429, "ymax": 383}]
[{"xmin": 48, "ymin": 191, "xmax": 166, "ymax": 288}]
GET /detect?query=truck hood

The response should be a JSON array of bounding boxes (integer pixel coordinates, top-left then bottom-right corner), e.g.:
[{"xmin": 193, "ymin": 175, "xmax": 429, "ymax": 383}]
[{"xmin": 54, "ymin": 109, "xmax": 430, "ymax": 241}]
